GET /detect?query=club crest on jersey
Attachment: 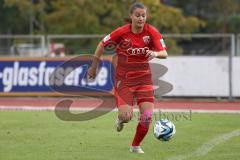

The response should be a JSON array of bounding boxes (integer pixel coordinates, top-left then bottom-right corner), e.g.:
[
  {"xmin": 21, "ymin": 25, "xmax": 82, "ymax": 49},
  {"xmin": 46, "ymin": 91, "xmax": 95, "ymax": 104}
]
[{"xmin": 143, "ymin": 36, "xmax": 150, "ymax": 44}]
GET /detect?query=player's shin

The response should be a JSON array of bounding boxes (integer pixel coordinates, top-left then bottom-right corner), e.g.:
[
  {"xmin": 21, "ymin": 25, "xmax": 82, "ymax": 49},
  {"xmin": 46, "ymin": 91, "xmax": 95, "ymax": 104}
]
[{"xmin": 132, "ymin": 108, "xmax": 153, "ymax": 146}]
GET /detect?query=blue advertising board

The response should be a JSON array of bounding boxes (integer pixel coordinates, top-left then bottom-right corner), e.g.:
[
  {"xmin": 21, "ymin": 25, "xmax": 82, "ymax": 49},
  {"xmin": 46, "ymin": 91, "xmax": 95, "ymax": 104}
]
[{"xmin": 0, "ymin": 57, "xmax": 114, "ymax": 96}]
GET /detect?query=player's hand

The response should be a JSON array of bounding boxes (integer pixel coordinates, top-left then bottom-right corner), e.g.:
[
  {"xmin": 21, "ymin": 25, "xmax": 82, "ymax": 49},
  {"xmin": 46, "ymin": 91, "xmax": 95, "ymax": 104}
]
[
  {"xmin": 145, "ymin": 50, "xmax": 157, "ymax": 60},
  {"xmin": 87, "ymin": 66, "xmax": 97, "ymax": 79}
]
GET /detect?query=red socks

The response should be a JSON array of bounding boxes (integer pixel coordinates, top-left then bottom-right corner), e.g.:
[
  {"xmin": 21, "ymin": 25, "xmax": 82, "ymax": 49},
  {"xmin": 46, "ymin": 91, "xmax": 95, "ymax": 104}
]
[{"xmin": 132, "ymin": 122, "xmax": 149, "ymax": 146}]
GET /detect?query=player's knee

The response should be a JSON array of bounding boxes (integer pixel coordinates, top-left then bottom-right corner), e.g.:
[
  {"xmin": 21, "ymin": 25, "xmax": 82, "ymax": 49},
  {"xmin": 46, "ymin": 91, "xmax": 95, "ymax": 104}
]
[{"xmin": 139, "ymin": 108, "xmax": 153, "ymax": 128}]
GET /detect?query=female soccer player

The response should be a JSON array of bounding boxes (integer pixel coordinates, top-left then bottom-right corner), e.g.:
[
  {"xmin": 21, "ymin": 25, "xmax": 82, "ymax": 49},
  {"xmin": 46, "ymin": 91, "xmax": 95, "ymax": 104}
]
[{"xmin": 87, "ymin": 2, "xmax": 167, "ymax": 153}]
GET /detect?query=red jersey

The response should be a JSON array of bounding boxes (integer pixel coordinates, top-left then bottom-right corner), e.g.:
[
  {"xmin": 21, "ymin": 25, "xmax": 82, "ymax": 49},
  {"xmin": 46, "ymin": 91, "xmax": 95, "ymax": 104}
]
[{"xmin": 102, "ymin": 23, "xmax": 166, "ymax": 84}]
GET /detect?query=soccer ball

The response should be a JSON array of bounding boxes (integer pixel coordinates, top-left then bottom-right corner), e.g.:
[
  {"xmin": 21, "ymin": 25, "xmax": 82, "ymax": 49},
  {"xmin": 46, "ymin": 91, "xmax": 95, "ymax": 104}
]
[{"xmin": 153, "ymin": 119, "xmax": 176, "ymax": 141}]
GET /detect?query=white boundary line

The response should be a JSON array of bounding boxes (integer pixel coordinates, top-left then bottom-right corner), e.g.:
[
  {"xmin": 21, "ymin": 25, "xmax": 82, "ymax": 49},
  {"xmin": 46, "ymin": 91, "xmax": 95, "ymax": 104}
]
[
  {"xmin": 0, "ymin": 105, "xmax": 240, "ymax": 113},
  {"xmin": 167, "ymin": 129, "xmax": 240, "ymax": 160}
]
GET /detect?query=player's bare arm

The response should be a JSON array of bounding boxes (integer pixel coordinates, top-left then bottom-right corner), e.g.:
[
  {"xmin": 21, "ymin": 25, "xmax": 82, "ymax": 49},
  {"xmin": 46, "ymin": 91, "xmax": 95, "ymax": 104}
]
[
  {"xmin": 87, "ymin": 42, "xmax": 104, "ymax": 79},
  {"xmin": 145, "ymin": 50, "xmax": 168, "ymax": 59},
  {"xmin": 156, "ymin": 50, "xmax": 168, "ymax": 58}
]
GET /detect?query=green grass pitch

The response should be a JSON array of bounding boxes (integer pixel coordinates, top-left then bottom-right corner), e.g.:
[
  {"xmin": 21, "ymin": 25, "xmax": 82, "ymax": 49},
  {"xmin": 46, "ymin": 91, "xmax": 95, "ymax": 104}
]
[{"xmin": 0, "ymin": 111, "xmax": 240, "ymax": 160}]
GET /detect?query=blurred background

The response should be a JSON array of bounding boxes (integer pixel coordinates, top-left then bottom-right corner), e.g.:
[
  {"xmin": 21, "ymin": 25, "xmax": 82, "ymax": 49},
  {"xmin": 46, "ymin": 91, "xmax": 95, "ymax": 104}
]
[{"xmin": 0, "ymin": 0, "xmax": 240, "ymax": 99}]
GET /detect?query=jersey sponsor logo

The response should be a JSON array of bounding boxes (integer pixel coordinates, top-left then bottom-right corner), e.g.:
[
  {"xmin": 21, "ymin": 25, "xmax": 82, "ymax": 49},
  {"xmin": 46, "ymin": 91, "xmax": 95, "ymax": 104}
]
[
  {"xmin": 160, "ymin": 39, "xmax": 166, "ymax": 48},
  {"xmin": 103, "ymin": 34, "xmax": 111, "ymax": 43},
  {"xmin": 127, "ymin": 47, "xmax": 150, "ymax": 55},
  {"xmin": 143, "ymin": 36, "xmax": 150, "ymax": 44}
]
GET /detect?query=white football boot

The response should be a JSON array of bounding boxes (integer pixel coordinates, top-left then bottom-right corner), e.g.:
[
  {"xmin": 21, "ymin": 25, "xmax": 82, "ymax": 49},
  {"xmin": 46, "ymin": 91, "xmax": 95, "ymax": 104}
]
[{"xmin": 129, "ymin": 146, "xmax": 144, "ymax": 154}]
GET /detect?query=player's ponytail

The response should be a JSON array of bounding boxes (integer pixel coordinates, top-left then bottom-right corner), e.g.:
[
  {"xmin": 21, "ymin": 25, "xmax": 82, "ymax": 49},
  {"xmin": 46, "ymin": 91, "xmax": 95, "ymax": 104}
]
[{"xmin": 123, "ymin": 2, "xmax": 147, "ymax": 23}]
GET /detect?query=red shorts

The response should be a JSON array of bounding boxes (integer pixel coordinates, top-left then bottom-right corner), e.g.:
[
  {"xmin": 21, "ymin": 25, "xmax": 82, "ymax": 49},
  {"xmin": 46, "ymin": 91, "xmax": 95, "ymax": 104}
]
[{"xmin": 114, "ymin": 80, "xmax": 154, "ymax": 107}]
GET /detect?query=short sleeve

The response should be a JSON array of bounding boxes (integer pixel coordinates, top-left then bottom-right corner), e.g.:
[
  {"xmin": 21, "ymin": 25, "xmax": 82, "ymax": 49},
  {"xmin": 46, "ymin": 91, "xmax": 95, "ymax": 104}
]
[
  {"xmin": 148, "ymin": 25, "xmax": 167, "ymax": 51},
  {"xmin": 102, "ymin": 27, "xmax": 123, "ymax": 47}
]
